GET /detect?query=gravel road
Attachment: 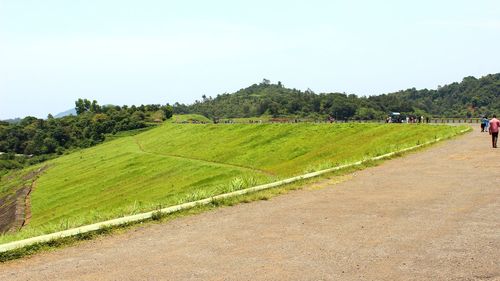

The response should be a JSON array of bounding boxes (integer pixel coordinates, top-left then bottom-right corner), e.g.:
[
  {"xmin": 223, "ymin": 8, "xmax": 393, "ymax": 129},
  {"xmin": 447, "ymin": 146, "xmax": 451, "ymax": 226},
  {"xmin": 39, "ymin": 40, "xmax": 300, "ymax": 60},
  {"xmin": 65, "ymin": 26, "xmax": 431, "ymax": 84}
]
[{"xmin": 1, "ymin": 126, "xmax": 498, "ymax": 281}]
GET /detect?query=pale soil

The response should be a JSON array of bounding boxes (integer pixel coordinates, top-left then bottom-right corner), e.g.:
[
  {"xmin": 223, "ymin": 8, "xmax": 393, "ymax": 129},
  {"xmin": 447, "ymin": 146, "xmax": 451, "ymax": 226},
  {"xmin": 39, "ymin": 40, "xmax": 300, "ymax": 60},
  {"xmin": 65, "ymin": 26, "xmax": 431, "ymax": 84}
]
[{"xmin": 0, "ymin": 126, "xmax": 498, "ymax": 281}]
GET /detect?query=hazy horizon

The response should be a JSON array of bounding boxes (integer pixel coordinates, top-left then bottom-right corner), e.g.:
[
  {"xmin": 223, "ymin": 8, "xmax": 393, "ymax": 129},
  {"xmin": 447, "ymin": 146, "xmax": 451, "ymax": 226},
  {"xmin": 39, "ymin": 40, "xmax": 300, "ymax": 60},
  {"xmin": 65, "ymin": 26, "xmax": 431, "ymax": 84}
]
[{"xmin": 1, "ymin": 0, "xmax": 499, "ymax": 119}]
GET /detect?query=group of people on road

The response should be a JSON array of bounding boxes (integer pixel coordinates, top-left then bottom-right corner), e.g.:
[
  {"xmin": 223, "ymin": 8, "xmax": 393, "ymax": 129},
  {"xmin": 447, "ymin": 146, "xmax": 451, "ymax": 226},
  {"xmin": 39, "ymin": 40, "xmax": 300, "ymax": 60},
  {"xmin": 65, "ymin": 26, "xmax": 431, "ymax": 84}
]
[{"xmin": 482, "ymin": 115, "xmax": 499, "ymax": 148}]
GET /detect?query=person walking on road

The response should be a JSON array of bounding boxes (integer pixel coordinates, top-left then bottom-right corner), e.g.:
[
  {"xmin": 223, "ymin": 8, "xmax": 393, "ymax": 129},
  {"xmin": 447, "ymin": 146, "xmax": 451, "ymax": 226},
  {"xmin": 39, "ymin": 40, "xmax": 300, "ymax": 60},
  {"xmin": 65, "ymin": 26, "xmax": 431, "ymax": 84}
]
[
  {"xmin": 488, "ymin": 115, "xmax": 500, "ymax": 148},
  {"xmin": 481, "ymin": 116, "xmax": 489, "ymax": 132}
]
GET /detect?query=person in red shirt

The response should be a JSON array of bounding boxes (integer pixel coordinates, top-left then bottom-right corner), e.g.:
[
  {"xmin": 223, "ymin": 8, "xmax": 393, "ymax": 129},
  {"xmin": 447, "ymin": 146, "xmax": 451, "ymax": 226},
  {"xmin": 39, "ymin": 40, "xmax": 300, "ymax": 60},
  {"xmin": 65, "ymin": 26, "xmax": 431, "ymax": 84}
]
[{"xmin": 489, "ymin": 115, "xmax": 500, "ymax": 148}]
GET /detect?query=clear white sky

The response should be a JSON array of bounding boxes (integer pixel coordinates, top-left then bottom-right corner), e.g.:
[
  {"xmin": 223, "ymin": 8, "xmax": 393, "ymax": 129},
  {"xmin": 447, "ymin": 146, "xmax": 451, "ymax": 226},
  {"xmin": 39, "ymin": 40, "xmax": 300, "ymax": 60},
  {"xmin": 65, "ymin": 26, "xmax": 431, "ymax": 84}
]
[{"xmin": 1, "ymin": 0, "xmax": 499, "ymax": 119}]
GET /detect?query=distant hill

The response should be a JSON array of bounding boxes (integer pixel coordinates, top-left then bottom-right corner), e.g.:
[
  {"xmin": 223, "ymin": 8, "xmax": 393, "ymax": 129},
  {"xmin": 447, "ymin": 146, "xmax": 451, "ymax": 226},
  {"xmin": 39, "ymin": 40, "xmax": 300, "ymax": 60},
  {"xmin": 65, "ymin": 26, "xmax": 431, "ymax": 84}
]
[
  {"xmin": 177, "ymin": 74, "xmax": 500, "ymax": 119},
  {"xmin": 55, "ymin": 104, "xmax": 117, "ymax": 118},
  {"xmin": 54, "ymin": 108, "xmax": 77, "ymax": 118},
  {"xmin": 1, "ymin": 118, "xmax": 22, "ymax": 124}
]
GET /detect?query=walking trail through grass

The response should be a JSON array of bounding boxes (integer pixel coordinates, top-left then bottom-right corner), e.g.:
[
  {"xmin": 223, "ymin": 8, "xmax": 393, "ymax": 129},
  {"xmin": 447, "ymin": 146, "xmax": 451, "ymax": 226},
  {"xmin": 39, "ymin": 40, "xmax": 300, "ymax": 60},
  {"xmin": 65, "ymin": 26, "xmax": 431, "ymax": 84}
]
[{"xmin": 133, "ymin": 136, "xmax": 275, "ymax": 176}]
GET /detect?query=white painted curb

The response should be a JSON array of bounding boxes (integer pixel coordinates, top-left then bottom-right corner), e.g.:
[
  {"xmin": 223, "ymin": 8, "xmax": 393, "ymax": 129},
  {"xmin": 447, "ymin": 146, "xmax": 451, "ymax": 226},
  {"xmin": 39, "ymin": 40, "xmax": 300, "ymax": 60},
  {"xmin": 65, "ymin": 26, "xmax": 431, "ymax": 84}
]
[{"xmin": 0, "ymin": 128, "xmax": 470, "ymax": 253}]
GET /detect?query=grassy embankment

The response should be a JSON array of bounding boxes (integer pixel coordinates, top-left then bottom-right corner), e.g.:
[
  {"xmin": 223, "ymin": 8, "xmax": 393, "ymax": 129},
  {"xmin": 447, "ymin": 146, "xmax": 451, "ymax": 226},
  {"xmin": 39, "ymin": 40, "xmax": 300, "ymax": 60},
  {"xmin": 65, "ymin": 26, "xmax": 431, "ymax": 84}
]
[
  {"xmin": 0, "ymin": 123, "xmax": 466, "ymax": 243},
  {"xmin": 168, "ymin": 114, "xmax": 211, "ymax": 123}
]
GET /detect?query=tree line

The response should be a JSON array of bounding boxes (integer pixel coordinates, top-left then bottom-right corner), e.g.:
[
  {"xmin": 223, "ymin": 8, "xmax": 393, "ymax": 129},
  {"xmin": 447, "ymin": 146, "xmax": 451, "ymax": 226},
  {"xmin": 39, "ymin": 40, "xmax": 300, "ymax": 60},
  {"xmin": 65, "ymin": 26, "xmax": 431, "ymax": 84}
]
[
  {"xmin": 173, "ymin": 73, "xmax": 500, "ymax": 120},
  {"xmin": 0, "ymin": 100, "xmax": 173, "ymax": 176}
]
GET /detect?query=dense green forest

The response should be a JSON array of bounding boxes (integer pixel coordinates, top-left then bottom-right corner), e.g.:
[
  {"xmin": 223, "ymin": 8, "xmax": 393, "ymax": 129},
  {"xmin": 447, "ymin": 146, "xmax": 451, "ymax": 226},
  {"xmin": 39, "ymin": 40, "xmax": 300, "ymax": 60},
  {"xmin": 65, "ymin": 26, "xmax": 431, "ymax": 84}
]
[
  {"xmin": 0, "ymin": 100, "xmax": 173, "ymax": 175},
  {"xmin": 175, "ymin": 74, "xmax": 500, "ymax": 120}
]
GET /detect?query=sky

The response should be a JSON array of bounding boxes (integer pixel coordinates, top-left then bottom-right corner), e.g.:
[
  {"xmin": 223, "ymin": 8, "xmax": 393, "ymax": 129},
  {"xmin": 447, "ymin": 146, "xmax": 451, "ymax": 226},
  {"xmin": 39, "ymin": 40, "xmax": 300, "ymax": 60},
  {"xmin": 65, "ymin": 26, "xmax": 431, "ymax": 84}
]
[{"xmin": 1, "ymin": 0, "xmax": 499, "ymax": 119}]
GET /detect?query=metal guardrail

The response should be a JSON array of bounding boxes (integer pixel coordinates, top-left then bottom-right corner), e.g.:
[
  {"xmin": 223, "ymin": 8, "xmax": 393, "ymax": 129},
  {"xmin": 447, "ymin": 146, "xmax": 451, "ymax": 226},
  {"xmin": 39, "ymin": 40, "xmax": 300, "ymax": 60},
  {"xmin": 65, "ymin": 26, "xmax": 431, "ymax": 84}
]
[{"xmin": 176, "ymin": 118, "xmax": 483, "ymax": 124}]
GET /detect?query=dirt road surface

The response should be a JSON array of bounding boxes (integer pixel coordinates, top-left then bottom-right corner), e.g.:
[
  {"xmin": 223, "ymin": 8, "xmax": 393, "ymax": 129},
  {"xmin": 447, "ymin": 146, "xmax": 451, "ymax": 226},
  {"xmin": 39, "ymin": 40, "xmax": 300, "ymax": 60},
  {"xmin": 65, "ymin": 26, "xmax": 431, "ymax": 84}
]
[{"xmin": 1, "ymin": 126, "xmax": 499, "ymax": 281}]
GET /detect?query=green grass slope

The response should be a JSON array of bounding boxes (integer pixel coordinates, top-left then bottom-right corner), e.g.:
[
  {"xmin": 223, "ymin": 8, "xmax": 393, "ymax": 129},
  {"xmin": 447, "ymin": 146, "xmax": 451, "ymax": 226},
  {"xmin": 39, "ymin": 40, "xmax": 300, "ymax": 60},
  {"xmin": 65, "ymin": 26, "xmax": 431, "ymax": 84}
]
[
  {"xmin": 168, "ymin": 114, "xmax": 211, "ymax": 123},
  {"xmin": 137, "ymin": 123, "xmax": 463, "ymax": 176},
  {"xmin": 0, "ymin": 123, "xmax": 466, "ymax": 243}
]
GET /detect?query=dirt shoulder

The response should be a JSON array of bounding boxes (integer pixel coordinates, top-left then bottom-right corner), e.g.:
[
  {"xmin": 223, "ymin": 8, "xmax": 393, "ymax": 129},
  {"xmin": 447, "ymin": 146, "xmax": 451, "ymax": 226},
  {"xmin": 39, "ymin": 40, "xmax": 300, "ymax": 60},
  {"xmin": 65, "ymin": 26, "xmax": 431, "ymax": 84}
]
[
  {"xmin": 0, "ymin": 127, "xmax": 498, "ymax": 281},
  {"xmin": 0, "ymin": 166, "xmax": 48, "ymax": 233}
]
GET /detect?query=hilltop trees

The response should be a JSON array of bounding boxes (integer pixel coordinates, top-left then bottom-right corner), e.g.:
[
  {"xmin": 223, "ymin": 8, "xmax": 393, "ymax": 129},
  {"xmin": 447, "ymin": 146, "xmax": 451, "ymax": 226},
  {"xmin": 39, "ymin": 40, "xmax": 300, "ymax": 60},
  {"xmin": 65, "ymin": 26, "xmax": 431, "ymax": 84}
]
[
  {"xmin": 75, "ymin": 98, "xmax": 91, "ymax": 115},
  {"xmin": 175, "ymin": 82, "xmax": 382, "ymax": 119},
  {"xmin": 161, "ymin": 104, "xmax": 173, "ymax": 119},
  {"xmin": 75, "ymin": 99, "xmax": 102, "ymax": 114},
  {"xmin": 0, "ymin": 100, "xmax": 175, "ymax": 175},
  {"xmin": 175, "ymin": 74, "xmax": 500, "ymax": 119}
]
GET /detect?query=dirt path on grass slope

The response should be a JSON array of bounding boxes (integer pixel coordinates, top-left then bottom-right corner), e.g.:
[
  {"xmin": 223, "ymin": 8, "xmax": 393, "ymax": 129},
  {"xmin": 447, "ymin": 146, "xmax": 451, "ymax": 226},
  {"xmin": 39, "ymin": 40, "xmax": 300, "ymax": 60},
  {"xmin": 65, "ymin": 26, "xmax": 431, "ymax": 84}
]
[
  {"xmin": 1, "ymin": 126, "xmax": 499, "ymax": 281},
  {"xmin": 0, "ymin": 166, "xmax": 48, "ymax": 233},
  {"xmin": 133, "ymin": 137, "xmax": 276, "ymax": 176}
]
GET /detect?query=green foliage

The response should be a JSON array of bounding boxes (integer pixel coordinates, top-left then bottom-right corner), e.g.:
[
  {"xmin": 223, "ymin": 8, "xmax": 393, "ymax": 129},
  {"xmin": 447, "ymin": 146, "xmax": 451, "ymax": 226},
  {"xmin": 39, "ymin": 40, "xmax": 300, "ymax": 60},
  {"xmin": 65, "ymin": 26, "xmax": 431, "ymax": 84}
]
[
  {"xmin": 0, "ymin": 100, "xmax": 174, "ymax": 174},
  {"xmin": 75, "ymin": 98, "xmax": 91, "ymax": 115},
  {"xmin": 167, "ymin": 114, "xmax": 211, "ymax": 123},
  {"xmin": 173, "ymin": 74, "xmax": 500, "ymax": 119},
  {"xmin": 161, "ymin": 105, "xmax": 173, "ymax": 119}
]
